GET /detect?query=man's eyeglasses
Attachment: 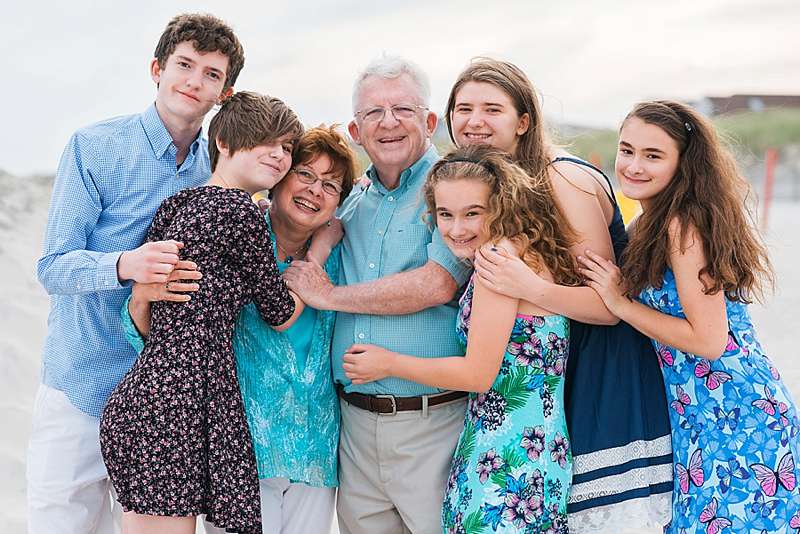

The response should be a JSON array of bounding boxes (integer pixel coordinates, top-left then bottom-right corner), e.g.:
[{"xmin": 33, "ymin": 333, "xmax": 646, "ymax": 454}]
[
  {"xmin": 354, "ymin": 103, "xmax": 428, "ymax": 123},
  {"xmin": 291, "ymin": 168, "xmax": 343, "ymax": 196}
]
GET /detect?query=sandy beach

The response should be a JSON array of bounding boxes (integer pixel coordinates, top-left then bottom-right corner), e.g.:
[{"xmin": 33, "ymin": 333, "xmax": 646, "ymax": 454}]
[{"xmin": 0, "ymin": 169, "xmax": 796, "ymax": 532}]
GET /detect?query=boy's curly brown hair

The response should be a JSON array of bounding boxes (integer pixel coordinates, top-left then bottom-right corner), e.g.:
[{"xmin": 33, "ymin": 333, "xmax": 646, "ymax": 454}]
[{"xmin": 154, "ymin": 13, "xmax": 245, "ymax": 90}]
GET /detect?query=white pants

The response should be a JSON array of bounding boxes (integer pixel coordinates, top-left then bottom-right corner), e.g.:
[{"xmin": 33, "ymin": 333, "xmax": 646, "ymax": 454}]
[
  {"xmin": 26, "ymin": 384, "xmax": 121, "ymax": 534},
  {"xmin": 27, "ymin": 384, "xmax": 243, "ymax": 534},
  {"xmin": 202, "ymin": 478, "xmax": 335, "ymax": 534}
]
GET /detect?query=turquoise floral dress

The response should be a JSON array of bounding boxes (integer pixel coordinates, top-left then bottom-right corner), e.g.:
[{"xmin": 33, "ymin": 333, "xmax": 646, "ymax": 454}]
[
  {"xmin": 639, "ymin": 268, "xmax": 800, "ymax": 533},
  {"xmin": 442, "ymin": 278, "xmax": 572, "ymax": 534}
]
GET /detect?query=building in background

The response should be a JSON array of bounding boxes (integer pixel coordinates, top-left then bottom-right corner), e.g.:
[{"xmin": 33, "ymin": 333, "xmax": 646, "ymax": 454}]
[{"xmin": 693, "ymin": 94, "xmax": 800, "ymax": 116}]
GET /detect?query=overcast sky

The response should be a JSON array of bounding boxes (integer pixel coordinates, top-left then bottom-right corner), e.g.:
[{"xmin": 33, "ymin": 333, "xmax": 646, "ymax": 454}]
[{"xmin": 2, "ymin": 0, "xmax": 798, "ymax": 176}]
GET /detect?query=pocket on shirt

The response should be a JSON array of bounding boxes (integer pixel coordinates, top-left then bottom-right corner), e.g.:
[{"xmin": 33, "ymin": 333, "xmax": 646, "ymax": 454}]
[{"xmin": 382, "ymin": 224, "xmax": 432, "ymax": 273}]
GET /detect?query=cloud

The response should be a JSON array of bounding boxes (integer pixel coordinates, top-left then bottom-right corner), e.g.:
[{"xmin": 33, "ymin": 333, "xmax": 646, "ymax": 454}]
[{"xmin": 2, "ymin": 0, "xmax": 798, "ymax": 175}]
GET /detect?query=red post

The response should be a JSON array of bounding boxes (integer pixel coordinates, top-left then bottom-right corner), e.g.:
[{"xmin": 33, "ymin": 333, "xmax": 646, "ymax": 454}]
[{"xmin": 762, "ymin": 148, "xmax": 778, "ymax": 231}]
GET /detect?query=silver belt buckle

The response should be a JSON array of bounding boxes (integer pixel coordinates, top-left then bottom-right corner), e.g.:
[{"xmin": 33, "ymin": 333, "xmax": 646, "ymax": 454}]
[{"xmin": 376, "ymin": 394, "xmax": 397, "ymax": 416}]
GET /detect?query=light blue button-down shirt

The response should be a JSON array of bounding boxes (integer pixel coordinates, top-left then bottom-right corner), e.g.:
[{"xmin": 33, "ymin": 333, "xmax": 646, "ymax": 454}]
[
  {"xmin": 332, "ymin": 145, "xmax": 472, "ymax": 396},
  {"xmin": 37, "ymin": 104, "xmax": 210, "ymax": 417}
]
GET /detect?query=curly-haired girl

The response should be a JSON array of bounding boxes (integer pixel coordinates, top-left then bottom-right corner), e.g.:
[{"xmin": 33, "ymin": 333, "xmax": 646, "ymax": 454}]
[
  {"xmin": 444, "ymin": 58, "xmax": 673, "ymax": 532},
  {"xmin": 343, "ymin": 145, "xmax": 578, "ymax": 533}
]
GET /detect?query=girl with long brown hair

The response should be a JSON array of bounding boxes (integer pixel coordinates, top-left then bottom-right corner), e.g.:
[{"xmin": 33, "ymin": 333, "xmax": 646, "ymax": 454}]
[
  {"xmin": 447, "ymin": 58, "xmax": 673, "ymax": 531},
  {"xmin": 343, "ymin": 145, "xmax": 576, "ymax": 532},
  {"xmin": 580, "ymin": 100, "xmax": 799, "ymax": 533}
]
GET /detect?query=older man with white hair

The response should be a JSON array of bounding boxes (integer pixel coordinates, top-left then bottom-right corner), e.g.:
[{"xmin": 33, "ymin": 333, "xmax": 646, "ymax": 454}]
[{"xmin": 284, "ymin": 56, "xmax": 471, "ymax": 533}]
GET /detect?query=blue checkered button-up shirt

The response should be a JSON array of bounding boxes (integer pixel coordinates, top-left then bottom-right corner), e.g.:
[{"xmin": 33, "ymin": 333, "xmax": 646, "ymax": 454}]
[
  {"xmin": 332, "ymin": 146, "xmax": 472, "ymax": 396},
  {"xmin": 37, "ymin": 104, "xmax": 210, "ymax": 417}
]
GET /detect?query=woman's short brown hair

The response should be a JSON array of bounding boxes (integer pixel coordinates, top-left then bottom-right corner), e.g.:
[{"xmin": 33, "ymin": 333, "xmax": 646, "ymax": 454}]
[{"xmin": 293, "ymin": 124, "xmax": 358, "ymax": 205}]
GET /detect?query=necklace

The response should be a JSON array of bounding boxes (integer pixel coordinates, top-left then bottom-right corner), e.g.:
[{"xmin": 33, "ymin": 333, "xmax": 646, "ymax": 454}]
[{"xmin": 275, "ymin": 239, "xmax": 309, "ymax": 264}]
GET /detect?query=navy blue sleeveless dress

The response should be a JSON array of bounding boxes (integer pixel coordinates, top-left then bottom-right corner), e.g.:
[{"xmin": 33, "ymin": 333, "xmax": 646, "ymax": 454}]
[{"xmin": 553, "ymin": 157, "xmax": 674, "ymax": 532}]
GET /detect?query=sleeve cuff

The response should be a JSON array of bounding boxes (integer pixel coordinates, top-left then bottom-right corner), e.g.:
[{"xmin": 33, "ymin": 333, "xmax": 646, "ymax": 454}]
[
  {"xmin": 119, "ymin": 295, "xmax": 146, "ymax": 354},
  {"xmin": 98, "ymin": 251, "xmax": 130, "ymax": 289},
  {"xmin": 427, "ymin": 229, "xmax": 472, "ymax": 286}
]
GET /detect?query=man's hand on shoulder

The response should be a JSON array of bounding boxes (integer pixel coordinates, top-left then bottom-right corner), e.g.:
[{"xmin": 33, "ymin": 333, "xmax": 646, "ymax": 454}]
[
  {"xmin": 117, "ymin": 240, "xmax": 184, "ymax": 284},
  {"xmin": 282, "ymin": 260, "xmax": 334, "ymax": 310}
]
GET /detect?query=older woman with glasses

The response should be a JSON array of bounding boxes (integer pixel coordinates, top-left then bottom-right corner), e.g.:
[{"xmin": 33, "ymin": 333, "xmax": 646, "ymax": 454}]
[{"xmin": 121, "ymin": 125, "xmax": 357, "ymax": 534}]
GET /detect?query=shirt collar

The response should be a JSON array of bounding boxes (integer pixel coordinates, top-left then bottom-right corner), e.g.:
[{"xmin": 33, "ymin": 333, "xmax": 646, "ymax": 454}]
[
  {"xmin": 365, "ymin": 145, "xmax": 440, "ymax": 195},
  {"xmin": 140, "ymin": 103, "xmax": 205, "ymax": 160}
]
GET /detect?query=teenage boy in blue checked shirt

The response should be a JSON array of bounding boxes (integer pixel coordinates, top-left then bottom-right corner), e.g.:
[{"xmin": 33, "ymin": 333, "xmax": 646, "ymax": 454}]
[{"xmin": 28, "ymin": 14, "xmax": 243, "ymax": 534}]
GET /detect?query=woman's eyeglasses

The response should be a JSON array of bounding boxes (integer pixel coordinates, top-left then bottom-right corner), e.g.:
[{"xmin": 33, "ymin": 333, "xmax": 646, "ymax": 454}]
[{"xmin": 291, "ymin": 168, "xmax": 343, "ymax": 196}]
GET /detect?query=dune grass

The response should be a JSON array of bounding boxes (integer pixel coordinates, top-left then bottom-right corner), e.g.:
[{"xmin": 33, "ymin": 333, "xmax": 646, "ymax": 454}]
[
  {"xmin": 558, "ymin": 108, "xmax": 800, "ymax": 169},
  {"xmin": 343, "ymin": 108, "xmax": 800, "ymax": 176}
]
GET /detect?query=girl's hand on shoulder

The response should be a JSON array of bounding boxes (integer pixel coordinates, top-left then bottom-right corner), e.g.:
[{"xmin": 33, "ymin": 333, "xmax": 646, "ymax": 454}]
[
  {"xmin": 342, "ymin": 344, "xmax": 397, "ymax": 384},
  {"xmin": 474, "ymin": 241, "xmax": 544, "ymax": 300},
  {"xmin": 256, "ymin": 197, "xmax": 271, "ymax": 214},
  {"xmin": 577, "ymin": 249, "xmax": 628, "ymax": 315}
]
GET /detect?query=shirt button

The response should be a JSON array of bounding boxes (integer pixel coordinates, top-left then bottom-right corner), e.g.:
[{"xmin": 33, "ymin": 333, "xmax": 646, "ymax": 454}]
[
  {"xmin": 369, "ymin": 263, "xmax": 375, "ymax": 269},
  {"xmin": 358, "ymin": 333, "xmax": 365, "ymax": 339},
  {"xmin": 377, "ymin": 229, "xmax": 383, "ymax": 235},
  {"xmin": 387, "ymin": 196, "xmax": 394, "ymax": 202}
]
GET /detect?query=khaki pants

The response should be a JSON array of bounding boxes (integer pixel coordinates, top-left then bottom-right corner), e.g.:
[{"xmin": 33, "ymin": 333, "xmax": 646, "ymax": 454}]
[{"xmin": 336, "ymin": 396, "xmax": 467, "ymax": 534}]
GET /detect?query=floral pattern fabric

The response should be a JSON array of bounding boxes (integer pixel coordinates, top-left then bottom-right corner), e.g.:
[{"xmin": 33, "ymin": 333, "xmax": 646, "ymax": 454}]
[
  {"xmin": 100, "ymin": 187, "xmax": 295, "ymax": 534},
  {"xmin": 442, "ymin": 279, "xmax": 571, "ymax": 533},
  {"xmin": 639, "ymin": 268, "xmax": 800, "ymax": 533},
  {"xmin": 119, "ymin": 214, "xmax": 342, "ymax": 488}
]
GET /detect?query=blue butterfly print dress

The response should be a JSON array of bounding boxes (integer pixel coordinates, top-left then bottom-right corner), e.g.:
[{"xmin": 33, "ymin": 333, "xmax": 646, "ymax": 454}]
[
  {"xmin": 638, "ymin": 268, "xmax": 800, "ymax": 533},
  {"xmin": 441, "ymin": 278, "xmax": 572, "ymax": 533}
]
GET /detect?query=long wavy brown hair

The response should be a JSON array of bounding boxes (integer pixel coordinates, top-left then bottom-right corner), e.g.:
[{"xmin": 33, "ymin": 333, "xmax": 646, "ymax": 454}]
[
  {"xmin": 425, "ymin": 146, "xmax": 581, "ymax": 287},
  {"xmin": 445, "ymin": 58, "xmax": 553, "ymax": 189},
  {"xmin": 620, "ymin": 100, "xmax": 774, "ymax": 303}
]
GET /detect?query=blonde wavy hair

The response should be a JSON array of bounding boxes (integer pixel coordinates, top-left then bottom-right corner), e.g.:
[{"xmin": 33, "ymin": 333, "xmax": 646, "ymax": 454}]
[{"xmin": 425, "ymin": 146, "xmax": 580, "ymax": 286}]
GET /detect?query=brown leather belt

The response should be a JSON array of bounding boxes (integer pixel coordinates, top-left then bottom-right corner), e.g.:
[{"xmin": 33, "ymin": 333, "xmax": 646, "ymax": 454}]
[{"xmin": 337, "ymin": 384, "xmax": 467, "ymax": 415}]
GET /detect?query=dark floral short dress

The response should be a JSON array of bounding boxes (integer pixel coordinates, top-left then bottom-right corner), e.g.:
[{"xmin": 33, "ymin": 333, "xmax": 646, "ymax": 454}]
[
  {"xmin": 100, "ymin": 186, "xmax": 295, "ymax": 534},
  {"xmin": 442, "ymin": 277, "xmax": 572, "ymax": 534}
]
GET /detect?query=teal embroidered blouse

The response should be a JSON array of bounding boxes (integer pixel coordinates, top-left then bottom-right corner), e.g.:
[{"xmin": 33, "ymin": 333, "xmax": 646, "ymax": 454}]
[{"xmin": 120, "ymin": 213, "xmax": 340, "ymax": 487}]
